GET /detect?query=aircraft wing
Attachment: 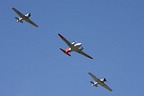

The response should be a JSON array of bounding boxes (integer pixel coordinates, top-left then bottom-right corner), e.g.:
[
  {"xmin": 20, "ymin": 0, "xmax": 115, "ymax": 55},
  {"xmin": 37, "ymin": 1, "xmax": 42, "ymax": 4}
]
[
  {"xmin": 100, "ymin": 82, "xmax": 113, "ymax": 92},
  {"xmin": 25, "ymin": 19, "xmax": 39, "ymax": 27},
  {"xmin": 76, "ymin": 50, "xmax": 93, "ymax": 59},
  {"xmin": 58, "ymin": 34, "xmax": 71, "ymax": 47},
  {"xmin": 12, "ymin": 7, "xmax": 25, "ymax": 18},
  {"xmin": 88, "ymin": 72, "xmax": 100, "ymax": 82}
]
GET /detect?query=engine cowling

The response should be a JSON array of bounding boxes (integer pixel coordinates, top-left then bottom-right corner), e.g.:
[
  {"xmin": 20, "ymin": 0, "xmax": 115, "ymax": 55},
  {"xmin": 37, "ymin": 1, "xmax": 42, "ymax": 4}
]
[
  {"xmin": 100, "ymin": 78, "xmax": 107, "ymax": 83},
  {"xmin": 25, "ymin": 13, "xmax": 31, "ymax": 18}
]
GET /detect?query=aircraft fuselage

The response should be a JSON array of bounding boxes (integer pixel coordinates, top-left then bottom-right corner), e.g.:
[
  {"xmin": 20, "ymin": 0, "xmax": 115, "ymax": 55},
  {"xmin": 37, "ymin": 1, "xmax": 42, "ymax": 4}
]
[
  {"xmin": 69, "ymin": 42, "xmax": 82, "ymax": 51},
  {"xmin": 17, "ymin": 13, "xmax": 31, "ymax": 22}
]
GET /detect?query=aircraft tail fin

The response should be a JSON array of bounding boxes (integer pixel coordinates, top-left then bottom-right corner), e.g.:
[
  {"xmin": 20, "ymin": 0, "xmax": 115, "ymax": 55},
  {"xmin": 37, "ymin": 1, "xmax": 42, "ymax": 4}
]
[
  {"xmin": 15, "ymin": 17, "xmax": 23, "ymax": 23},
  {"xmin": 90, "ymin": 81, "xmax": 98, "ymax": 87},
  {"xmin": 60, "ymin": 48, "xmax": 71, "ymax": 56},
  {"xmin": 90, "ymin": 81, "xmax": 97, "ymax": 87}
]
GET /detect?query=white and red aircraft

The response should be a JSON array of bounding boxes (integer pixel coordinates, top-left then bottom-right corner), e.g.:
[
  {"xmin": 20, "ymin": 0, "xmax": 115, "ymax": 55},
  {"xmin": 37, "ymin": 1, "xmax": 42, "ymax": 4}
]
[
  {"xmin": 12, "ymin": 7, "xmax": 38, "ymax": 27},
  {"xmin": 58, "ymin": 33, "xmax": 93, "ymax": 59}
]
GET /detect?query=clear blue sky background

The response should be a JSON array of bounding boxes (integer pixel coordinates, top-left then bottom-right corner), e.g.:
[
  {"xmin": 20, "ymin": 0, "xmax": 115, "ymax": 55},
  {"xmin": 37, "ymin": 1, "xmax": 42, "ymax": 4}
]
[{"xmin": 0, "ymin": 0, "xmax": 144, "ymax": 96}]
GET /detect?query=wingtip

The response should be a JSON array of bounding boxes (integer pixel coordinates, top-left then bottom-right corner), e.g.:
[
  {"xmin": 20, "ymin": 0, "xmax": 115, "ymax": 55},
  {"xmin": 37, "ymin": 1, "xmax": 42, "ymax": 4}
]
[
  {"xmin": 88, "ymin": 56, "xmax": 93, "ymax": 59},
  {"xmin": 90, "ymin": 57, "xmax": 93, "ymax": 59},
  {"xmin": 58, "ymin": 33, "xmax": 62, "ymax": 37},
  {"xmin": 109, "ymin": 89, "xmax": 113, "ymax": 92},
  {"xmin": 12, "ymin": 7, "xmax": 15, "ymax": 10},
  {"xmin": 58, "ymin": 33, "xmax": 64, "ymax": 39}
]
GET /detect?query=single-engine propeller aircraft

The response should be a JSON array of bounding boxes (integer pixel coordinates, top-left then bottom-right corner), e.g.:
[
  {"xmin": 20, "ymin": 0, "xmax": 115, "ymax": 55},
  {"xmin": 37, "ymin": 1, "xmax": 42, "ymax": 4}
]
[
  {"xmin": 12, "ymin": 7, "xmax": 38, "ymax": 27},
  {"xmin": 88, "ymin": 72, "xmax": 112, "ymax": 92},
  {"xmin": 58, "ymin": 33, "xmax": 93, "ymax": 59}
]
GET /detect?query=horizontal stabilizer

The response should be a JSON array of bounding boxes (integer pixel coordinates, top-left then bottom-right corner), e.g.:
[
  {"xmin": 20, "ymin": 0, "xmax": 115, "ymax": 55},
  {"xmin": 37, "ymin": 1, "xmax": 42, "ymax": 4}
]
[
  {"xmin": 15, "ymin": 17, "xmax": 19, "ymax": 20},
  {"xmin": 60, "ymin": 48, "xmax": 71, "ymax": 56},
  {"xmin": 90, "ymin": 81, "xmax": 94, "ymax": 84}
]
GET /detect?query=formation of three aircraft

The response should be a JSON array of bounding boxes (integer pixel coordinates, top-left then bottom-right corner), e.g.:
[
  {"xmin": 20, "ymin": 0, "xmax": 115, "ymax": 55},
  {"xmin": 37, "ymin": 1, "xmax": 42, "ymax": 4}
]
[{"xmin": 12, "ymin": 7, "xmax": 113, "ymax": 92}]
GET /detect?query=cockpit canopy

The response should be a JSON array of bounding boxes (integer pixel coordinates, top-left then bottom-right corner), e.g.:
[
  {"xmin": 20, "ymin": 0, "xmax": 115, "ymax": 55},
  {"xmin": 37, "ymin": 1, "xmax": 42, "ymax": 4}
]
[{"xmin": 71, "ymin": 41, "xmax": 76, "ymax": 45}]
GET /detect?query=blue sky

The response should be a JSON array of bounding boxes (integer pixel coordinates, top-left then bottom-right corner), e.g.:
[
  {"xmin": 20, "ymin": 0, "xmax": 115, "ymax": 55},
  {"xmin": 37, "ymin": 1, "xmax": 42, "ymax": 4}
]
[{"xmin": 0, "ymin": 0, "xmax": 144, "ymax": 96}]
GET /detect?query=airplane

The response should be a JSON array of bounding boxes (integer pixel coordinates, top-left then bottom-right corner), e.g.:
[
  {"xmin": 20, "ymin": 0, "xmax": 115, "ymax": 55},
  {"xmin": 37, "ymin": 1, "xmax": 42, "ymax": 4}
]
[
  {"xmin": 58, "ymin": 33, "xmax": 93, "ymax": 59},
  {"xmin": 12, "ymin": 7, "xmax": 38, "ymax": 27},
  {"xmin": 88, "ymin": 72, "xmax": 113, "ymax": 92}
]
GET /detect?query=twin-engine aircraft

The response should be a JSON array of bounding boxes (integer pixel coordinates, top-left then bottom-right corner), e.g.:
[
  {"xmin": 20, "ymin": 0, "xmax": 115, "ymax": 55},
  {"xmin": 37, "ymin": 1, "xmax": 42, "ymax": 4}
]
[
  {"xmin": 58, "ymin": 34, "xmax": 93, "ymax": 59},
  {"xmin": 12, "ymin": 7, "xmax": 38, "ymax": 27},
  {"xmin": 88, "ymin": 72, "xmax": 112, "ymax": 92}
]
